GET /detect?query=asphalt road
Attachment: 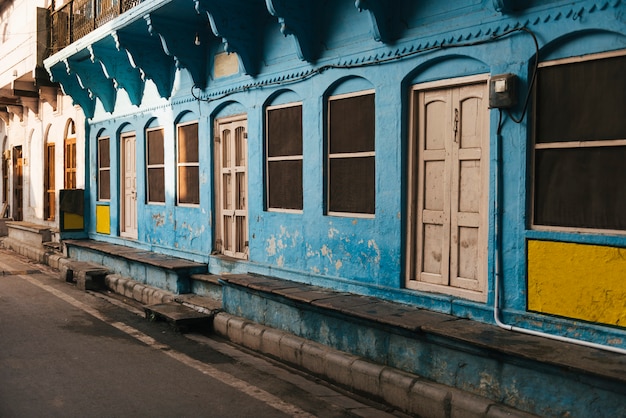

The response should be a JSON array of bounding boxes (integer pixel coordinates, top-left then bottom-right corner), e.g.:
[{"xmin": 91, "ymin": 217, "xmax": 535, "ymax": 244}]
[{"xmin": 0, "ymin": 248, "xmax": 402, "ymax": 418}]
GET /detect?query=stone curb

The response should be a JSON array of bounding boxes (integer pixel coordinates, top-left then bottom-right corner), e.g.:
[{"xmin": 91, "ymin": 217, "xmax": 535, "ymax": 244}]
[{"xmin": 212, "ymin": 312, "xmax": 538, "ymax": 418}]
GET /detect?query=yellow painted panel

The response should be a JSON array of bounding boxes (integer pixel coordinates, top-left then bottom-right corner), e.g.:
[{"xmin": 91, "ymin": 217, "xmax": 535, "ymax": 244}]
[
  {"xmin": 96, "ymin": 205, "xmax": 110, "ymax": 235},
  {"xmin": 63, "ymin": 212, "xmax": 84, "ymax": 230},
  {"xmin": 528, "ymin": 240, "xmax": 626, "ymax": 327}
]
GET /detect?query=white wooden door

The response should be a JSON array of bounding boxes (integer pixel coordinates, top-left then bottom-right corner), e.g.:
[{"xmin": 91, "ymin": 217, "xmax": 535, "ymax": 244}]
[
  {"xmin": 121, "ymin": 133, "xmax": 138, "ymax": 239},
  {"xmin": 408, "ymin": 79, "xmax": 489, "ymax": 301},
  {"xmin": 216, "ymin": 117, "xmax": 248, "ymax": 259}
]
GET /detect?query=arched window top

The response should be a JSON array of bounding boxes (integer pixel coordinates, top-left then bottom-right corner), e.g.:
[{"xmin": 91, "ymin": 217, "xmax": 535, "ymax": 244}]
[
  {"xmin": 265, "ymin": 89, "xmax": 301, "ymax": 108},
  {"xmin": 325, "ymin": 76, "xmax": 375, "ymax": 98},
  {"xmin": 65, "ymin": 119, "xmax": 76, "ymax": 138}
]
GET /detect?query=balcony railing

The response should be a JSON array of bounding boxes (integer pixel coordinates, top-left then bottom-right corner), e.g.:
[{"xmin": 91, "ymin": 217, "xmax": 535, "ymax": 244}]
[{"xmin": 49, "ymin": 0, "xmax": 144, "ymax": 55}]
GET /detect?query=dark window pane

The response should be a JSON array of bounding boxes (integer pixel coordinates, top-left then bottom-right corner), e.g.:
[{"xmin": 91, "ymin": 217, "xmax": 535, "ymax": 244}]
[
  {"xmin": 267, "ymin": 105, "xmax": 302, "ymax": 157},
  {"xmin": 99, "ymin": 170, "xmax": 110, "ymax": 200},
  {"xmin": 147, "ymin": 129, "xmax": 164, "ymax": 165},
  {"xmin": 179, "ymin": 166, "xmax": 199, "ymax": 204},
  {"xmin": 536, "ymin": 55, "xmax": 626, "ymax": 143},
  {"xmin": 148, "ymin": 167, "xmax": 165, "ymax": 203},
  {"xmin": 534, "ymin": 146, "xmax": 626, "ymax": 230},
  {"xmin": 178, "ymin": 123, "xmax": 199, "ymax": 163},
  {"xmin": 98, "ymin": 138, "xmax": 110, "ymax": 167},
  {"xmin": 329, "ymin": 156, "xmax": 375, "ymax": 214},
  {"xmin": 330, "ymin": 93, "xmax": 375, "ymax": 154},
  {"xmin": 268, "ymin": 160, "xmax": 303, "ymax": 210}
]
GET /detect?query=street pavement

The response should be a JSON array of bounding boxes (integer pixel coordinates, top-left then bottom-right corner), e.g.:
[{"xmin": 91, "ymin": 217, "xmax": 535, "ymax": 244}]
[{"xmin": 0, "ymin": 248, "xmax": 405, "ymax": 418}]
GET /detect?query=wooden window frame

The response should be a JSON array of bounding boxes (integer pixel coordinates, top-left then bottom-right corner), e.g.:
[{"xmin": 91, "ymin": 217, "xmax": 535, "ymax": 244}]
[
  {"xmin": 64, "ymin": 119, "xmax": 77, "ymax": 189},
  {"xmin": 265, "ymin": 102, "xmax": 303, "ymax": 213},
  {"xmin": 176, "ymin": 121, "xmax": 200, "ymax": 206},
  {"xmin": 531, "ymin": 50, "xmax": 626, "ymax": 234},
  {"xmin": 326, "ymin": 90, "xmax": 376, "ymax": 218},
  {"xmin": 97, "ymin": 136, "xmax": 110, "ymax": 201},
  {"xmin": 146, "ymin": 127, "xmax": 165, "ymax": 204},
  {"xmin": 44, "ymin": 143, "xmax": 56, "ymax": 220}
]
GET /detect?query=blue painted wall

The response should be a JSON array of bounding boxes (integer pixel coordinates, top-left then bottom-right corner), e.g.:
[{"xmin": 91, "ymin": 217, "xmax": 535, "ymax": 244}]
[{"xmin": 73, "ymin": 0, "xmax": 626, "ymax": 347}]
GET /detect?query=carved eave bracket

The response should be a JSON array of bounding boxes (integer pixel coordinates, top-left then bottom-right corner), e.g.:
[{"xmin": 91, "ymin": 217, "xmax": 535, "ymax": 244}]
[
  {"xmin": 146, "ymin": 11, "xmax": 214, "ymax": 90},
  {"xmin": 20, "ymin": 98, "xmax": 39, "ymax": 115},
  {"xmin": 47, "ymin": 61, "xmax": 96, "ymax": 118},
  {"xmin": 493, "ymin": 0, "xmax": 530, "ymax": 13},
  {"xmin": 0, "ymin": 111, "xmax": 9, "ymax": 125},
  {"xmin": 39, "ymin": 86, "xmax": 58, "ymax": 111},
  {"xmin": 266, "ymin": 0, "xmax": 323, "ymax": 62},
  {"xmin": 65, "ymin": 52, "xmax": 117, "ymax": 113},
  {"xmin": 195, "ymin": 0, "xmax": 268, "ymax": 76},
  {"xmin": 6, "ymin": 105, "xmax": 23, "ymax": 122},
  {"xmin": 355, "ymin": 0, "xmax": 404, "ymax": 43},
  {"xmin": 114, "ymin": 26, "xmax": 176, "ymax": 100},
  {"xmin": 90, "ymin": 36, "xmax": 144, "ymax": 107}
]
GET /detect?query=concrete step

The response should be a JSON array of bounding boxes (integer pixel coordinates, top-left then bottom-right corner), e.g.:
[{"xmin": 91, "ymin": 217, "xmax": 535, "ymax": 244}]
[
  {"xmin": 6, "ymin": 221, "xmax": 52, "ymax": 247},
  {"xmin": 144, "ymin": 302, "xmax": 214, "ymax": 333},
  {"xmin": 189, "ymin": 273, "xmax": 222, "ymax": 300}
]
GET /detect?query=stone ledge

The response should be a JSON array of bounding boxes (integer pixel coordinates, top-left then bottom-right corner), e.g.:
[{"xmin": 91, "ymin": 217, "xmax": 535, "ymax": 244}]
[
  {"xmin": 64, "ymin": 239, "xmax": 206, "ymax": 271},
  {"xmin": 218, "ymin": 273, "xmax": 626, "ymax": 386}
]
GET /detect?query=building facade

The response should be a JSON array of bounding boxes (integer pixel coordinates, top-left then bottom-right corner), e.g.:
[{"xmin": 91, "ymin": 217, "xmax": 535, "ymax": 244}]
[
  {"xmin": 41, "ymin": 1, "xmax": 626, "ymax": 413},
  {"xmin": 43, "ymin": 0, "xmax": 626, "ymax": 351}
]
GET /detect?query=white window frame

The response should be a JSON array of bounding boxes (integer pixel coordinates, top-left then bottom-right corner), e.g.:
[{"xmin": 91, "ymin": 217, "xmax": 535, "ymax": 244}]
[
  {"xmin": 146, "ymin": 127, "xmax": 165, "ymax": 205},
  {"xmin": 531, "ymin": 49, "xmax": 626, "ymax": 235},
  {"xmin": 265, "ymin": 101, "xmax": 303, "ymax": 213},
  {"xmin": 97, "ymin": 136, "xmax": 110, "ymax": 202},
  {"xmin": 176, "ymin": 120, "xmax": 200, "ymax": 206},
  {"xmin": 327, "ymin": 89, "xmax": 376, "ymax": 218}
]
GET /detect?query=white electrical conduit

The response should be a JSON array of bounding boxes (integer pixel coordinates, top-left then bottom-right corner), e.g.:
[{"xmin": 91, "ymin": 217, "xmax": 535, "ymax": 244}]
[{"xmin": 492, "ymin": 127, "xmax": 626, "ymax": 356}]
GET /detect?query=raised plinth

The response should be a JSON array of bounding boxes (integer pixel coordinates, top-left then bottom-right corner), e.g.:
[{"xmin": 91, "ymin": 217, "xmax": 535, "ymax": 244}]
[{"xmin": 6, "ymin": 221, "xmax": 52, "ymax": 247}]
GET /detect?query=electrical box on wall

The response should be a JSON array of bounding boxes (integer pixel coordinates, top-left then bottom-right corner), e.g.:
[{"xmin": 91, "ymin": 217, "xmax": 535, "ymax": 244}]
[{"xmin": 489, "ymin": 73, "xmax": 518, "ymax": 109}]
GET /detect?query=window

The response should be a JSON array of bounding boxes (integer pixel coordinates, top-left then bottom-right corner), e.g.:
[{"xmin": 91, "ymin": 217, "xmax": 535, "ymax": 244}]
[
  {"xmin": 327, "ymin": 91, "xmax": 375, "ymax": 215},
  {"xmin": 146, "ymin": 128, "xmax": 165, "ymax": 203},
  {"xmin": 177, "ymin": 122, "xmax": 199, "ymax": 205},
  {"xmin": 266, "ymin": 103, "xmax": 303, "ymax": 211},
  {"xmin": 2, "ymin": 151, "xmax": 8, "ymax": 205},
  {"xmin": 533, "ymin": 52, "xmax": 626, "ymax": 231},
  {"xmin": 97, "ymin": 137, "xmax": 110, "ymax": 201},
  {"xmin": 44, "ymin": 143, "xmax": 56, "ymax": 219},
  {"xmin": 64, "ymin": 119, "xmax": 77, "ymax": 189}
]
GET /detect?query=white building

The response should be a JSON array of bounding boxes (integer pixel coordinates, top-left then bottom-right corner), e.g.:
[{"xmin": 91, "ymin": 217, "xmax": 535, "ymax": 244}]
[{"xmin": 0, "ymin": 0, "xmax": 84, "ymax": 238}]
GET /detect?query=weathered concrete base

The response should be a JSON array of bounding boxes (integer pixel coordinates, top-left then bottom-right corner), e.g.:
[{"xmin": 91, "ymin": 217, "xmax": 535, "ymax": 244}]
[
  {"xmin": 58, "ymin": 260, "xmax": 110, "ymax": 291},
  {"xmin": 2, "ymin": 236, "xmax": 50, "ymax": 263},
  {"xmin": 144, "ymin": 302, "xmax": 214, "ymax": 332},
  {"xmin": 64, "ymin": 240, "xmax": 206, "ymax": 294},
  {"xmin": 6, "ymin": 221, "xmax": 51, "ymax": 247},
  {"xmin": 212, "ymin": 312, "xmax": 536, "ymax": 418},
  {"xmin": 0, "ymin": 218, "xmax": 13, "ymax": 236}
]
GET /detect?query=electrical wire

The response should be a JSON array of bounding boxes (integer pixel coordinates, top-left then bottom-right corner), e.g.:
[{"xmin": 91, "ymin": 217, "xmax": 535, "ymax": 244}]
[{"xmin": 506, "ymin": 27, "xmax": 539, "ymax": 124}]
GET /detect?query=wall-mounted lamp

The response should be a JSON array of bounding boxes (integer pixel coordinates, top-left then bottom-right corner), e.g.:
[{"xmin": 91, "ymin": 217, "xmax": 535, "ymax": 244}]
[{"xmin": 194, "ymin": 33, "xmax": 200, "ymax": 46}]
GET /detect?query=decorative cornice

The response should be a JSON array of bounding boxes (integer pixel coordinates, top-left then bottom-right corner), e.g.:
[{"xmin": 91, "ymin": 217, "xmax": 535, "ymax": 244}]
[{"xmin": 193, "ymin": 0, "xmax": 623, "ymax": 101}]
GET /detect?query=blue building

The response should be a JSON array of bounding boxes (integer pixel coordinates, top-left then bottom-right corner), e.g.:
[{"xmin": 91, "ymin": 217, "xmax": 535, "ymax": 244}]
[{"xmin": 44, "ymin": 0, "xmax": 626, "ymax": 415}]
